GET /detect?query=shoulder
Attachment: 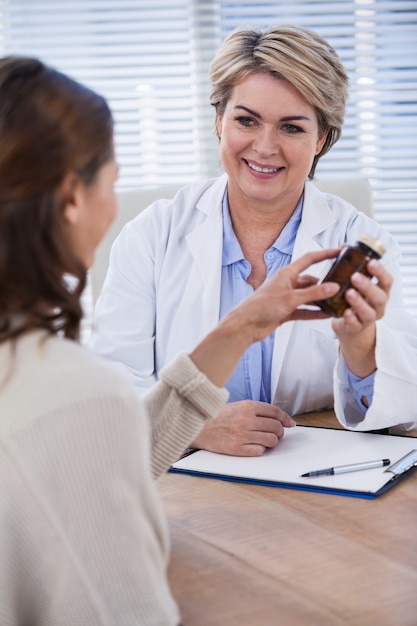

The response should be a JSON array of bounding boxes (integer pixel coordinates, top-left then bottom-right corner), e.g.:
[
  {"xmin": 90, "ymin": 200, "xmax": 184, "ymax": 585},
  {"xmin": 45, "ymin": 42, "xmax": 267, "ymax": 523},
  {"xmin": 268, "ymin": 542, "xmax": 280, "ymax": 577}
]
[
  {"xmin": 110, "ymin": 176, "xmax": 227, "ymax": 263},
  {"xmin": 0, "ymin": 332, "xmax": 143, "ymax": 444},
  {"xmin": 304, "ymin": 180, "xmax": 362, "ymax": 220},
  {"xmin": 129, "ymin": 175, "xmax": 227, "ymax": 231},
  {"xmin": 49, "ymin": 336, "xmax": 138, "ymax": 402},
  {"xmin": 303, "ymin": 180, "xmax": 400, "ymax": 260},
  {"xmin": 30, "ymin": 333, "xmax": 139, "ymax": 411}
]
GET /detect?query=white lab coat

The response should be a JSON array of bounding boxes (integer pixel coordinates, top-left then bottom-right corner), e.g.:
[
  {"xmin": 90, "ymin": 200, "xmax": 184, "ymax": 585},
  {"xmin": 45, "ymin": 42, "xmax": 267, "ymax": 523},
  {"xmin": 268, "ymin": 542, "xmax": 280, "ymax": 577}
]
[{"xmin": 91, "ymin": 175, "xmax": 417, "ymax": 430}]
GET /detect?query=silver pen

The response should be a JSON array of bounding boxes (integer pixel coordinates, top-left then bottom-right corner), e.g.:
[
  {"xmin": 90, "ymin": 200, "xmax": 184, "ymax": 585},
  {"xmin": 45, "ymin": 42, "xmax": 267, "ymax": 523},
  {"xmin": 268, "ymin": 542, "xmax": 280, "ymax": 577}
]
[{"xmin": 301, "ymin": 458, "xmax": 391, "ymax": 478}]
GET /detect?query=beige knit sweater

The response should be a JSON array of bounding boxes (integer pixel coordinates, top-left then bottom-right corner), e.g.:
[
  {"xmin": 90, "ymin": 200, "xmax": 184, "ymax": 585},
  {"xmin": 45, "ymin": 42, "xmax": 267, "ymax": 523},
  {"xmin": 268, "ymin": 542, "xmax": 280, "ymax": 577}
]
[{"xmin": 0, "ymin": 330, "xmax": 227, "ymax": 626}]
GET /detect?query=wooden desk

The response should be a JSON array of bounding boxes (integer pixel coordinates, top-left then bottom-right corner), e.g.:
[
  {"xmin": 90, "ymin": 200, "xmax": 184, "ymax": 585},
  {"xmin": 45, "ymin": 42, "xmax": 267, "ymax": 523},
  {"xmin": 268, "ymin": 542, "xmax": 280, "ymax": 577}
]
[{"xmin": 157, "ymin": 411, "xmax": 417, "ymax": 626}]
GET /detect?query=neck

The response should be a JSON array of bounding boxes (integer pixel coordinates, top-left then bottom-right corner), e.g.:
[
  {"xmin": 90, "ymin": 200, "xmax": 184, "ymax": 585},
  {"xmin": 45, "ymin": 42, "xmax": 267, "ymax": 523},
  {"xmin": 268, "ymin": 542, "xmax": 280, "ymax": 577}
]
[
  {"xmin": 228, "ymin": 197, "xmax": 300, "ymax": 253},
  {"xmin": 226, "ymin": 186, "xmax": 303, "ymax": 289}
]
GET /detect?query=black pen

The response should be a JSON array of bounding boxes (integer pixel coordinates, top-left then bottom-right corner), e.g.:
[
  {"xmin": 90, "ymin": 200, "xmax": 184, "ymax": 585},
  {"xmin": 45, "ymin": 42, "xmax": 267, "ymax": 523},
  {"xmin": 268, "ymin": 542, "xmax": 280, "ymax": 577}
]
[{"xmin": 301, "ymin": 458, "xmax": 391, "ymax": 477}]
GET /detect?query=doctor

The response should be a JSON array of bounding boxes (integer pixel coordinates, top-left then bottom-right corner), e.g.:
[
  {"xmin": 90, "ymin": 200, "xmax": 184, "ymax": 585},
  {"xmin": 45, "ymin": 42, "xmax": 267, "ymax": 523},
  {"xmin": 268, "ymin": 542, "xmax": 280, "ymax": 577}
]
[{"xmin": 91, "ymin": 25, "xmax": 417, "ymax": 455}]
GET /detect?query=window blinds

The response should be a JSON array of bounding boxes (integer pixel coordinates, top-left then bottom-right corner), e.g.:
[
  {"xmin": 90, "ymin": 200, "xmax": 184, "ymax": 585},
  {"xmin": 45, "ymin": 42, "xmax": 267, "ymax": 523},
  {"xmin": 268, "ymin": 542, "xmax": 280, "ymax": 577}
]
[
  {"xmin": 207, "ymin": 1, "xmax": 417, "ymax": 315},
  {"xmin": 0, "ymin": 0, "xmax": 416, "ymax": 315}
]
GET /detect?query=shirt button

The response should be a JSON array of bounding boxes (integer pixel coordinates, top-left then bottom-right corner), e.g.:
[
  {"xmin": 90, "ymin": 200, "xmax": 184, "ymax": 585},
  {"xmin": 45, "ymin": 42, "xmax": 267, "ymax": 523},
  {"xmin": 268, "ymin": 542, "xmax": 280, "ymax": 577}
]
[{"xmin": 266, "ymin": 251, "xmax": 275, "ymax": 260}]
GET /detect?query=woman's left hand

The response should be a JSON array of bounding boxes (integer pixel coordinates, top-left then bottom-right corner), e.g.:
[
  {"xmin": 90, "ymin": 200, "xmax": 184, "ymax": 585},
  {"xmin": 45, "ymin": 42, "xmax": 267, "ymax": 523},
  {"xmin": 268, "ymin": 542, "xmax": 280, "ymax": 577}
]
[{"xmin": 332, "ymin": 259, "xmax": 393, "ymax": 377}]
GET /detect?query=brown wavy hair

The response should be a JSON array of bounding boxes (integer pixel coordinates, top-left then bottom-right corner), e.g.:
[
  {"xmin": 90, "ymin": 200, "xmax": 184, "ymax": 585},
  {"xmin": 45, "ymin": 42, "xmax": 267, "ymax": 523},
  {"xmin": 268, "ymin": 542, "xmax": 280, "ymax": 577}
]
[{"xmin": 0, "ymin": 56, "xmax": 113, "ymax": 342}]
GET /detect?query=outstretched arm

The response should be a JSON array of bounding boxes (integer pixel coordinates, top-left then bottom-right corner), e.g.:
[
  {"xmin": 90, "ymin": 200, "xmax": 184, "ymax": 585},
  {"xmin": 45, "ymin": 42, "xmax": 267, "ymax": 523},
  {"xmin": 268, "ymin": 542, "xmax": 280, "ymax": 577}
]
[
  {"xmin": 145, "ymin": 248, "xmax": 340, "ymax": 467},
  {"xmin": 189, "ymin": 248, "xmax": 339, "ymax": 389}
]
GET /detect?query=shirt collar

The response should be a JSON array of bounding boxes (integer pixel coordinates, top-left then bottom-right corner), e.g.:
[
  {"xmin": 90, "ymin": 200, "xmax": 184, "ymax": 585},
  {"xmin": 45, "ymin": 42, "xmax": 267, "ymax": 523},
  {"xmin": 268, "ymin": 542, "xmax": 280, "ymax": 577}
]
[{"xmin": 221, "ymin": 189, "xmax": 304, "ymax": 266}]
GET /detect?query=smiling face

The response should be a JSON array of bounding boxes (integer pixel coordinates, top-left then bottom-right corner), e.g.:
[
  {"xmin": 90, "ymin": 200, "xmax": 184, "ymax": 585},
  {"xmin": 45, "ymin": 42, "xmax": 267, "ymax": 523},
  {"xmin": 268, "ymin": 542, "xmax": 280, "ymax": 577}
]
[{"xmin": 216, "ymin": 72, "xmax": 328, "ymax": 214}]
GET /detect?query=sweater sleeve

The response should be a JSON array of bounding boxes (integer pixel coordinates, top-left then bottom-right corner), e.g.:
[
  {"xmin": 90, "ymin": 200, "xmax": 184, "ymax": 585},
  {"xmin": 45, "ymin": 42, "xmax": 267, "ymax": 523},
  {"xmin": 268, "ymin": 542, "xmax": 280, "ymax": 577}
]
[{"xmin": 143, "ymin": 353, "xmax": 229, "ymax": 478}]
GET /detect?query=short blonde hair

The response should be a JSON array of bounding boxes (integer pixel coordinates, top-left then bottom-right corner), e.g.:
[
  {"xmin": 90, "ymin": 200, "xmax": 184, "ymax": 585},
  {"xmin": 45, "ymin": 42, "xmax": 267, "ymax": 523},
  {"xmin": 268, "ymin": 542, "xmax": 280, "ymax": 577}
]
[{"xmin": 209, "ymin": 25, "xmax": 349, "ymax": 178}]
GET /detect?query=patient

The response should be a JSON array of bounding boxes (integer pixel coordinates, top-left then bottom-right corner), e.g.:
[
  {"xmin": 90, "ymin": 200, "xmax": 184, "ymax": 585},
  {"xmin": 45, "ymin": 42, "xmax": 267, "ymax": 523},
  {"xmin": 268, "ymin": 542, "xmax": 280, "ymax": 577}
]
[
  {"xmin": 0, "ymin": 55, "xmax": 340, "ymax": 625},
  {"xmin": 91, "ymin": 25, "xmax": 417, "ymax": 455}
]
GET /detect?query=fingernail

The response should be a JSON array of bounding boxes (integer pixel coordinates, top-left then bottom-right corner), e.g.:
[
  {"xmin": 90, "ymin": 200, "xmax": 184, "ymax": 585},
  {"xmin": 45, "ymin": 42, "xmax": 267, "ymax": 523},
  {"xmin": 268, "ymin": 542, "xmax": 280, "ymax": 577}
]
[{"xmin": 324, "ymin": 282, "xmax": 338, "ymax": 294}]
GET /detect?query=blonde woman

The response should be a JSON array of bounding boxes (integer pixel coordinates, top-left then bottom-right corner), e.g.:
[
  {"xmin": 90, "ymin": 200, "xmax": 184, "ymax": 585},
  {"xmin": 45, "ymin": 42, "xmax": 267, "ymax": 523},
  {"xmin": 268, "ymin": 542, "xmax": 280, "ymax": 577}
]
[{"xmin": 91, "ymin": 25, "xmax": 417, "ymax": 456}]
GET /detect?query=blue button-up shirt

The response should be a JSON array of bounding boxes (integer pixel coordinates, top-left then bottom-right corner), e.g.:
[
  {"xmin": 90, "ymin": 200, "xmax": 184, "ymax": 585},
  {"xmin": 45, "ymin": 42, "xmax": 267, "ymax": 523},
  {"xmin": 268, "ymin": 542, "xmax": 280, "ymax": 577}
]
[{"xmin": 219, "ymin": 191, "xmax": 374, "ymax": 413}]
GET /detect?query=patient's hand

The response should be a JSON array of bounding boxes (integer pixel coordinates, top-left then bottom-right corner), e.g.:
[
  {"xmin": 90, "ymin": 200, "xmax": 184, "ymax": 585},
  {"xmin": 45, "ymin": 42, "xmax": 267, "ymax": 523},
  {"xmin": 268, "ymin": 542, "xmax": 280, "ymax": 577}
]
[{"xmin": 191, "ymin": 400, "xmax": 295, "ymax": 456}]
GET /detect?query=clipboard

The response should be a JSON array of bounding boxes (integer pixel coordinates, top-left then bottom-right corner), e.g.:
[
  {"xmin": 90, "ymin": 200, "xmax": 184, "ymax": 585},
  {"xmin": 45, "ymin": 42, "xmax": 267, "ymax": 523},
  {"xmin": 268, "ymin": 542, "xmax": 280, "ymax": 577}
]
[{"xmin": 169, "ymin": 426, "xmax": 417, "ymax": 499}]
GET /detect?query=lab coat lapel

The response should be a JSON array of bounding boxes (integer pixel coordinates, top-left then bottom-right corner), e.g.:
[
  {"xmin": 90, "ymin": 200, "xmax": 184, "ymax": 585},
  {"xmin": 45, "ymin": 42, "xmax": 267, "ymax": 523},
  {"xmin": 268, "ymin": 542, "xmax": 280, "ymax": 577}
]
[
  {"xmin": 184, "ymin": 179, "xmax": 226, "ymax": 335},
  {"xmin": 270, "ymin": 182, "xmax": 336, "ymax": 402}
]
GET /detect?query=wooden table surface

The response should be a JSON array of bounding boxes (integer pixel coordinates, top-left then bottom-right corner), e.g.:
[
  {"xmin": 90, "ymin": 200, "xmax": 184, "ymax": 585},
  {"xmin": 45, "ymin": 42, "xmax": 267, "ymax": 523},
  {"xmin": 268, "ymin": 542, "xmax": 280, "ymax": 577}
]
[{"xmin": 157, "ymin": 411, "xmax": 417, "ymax": 626}]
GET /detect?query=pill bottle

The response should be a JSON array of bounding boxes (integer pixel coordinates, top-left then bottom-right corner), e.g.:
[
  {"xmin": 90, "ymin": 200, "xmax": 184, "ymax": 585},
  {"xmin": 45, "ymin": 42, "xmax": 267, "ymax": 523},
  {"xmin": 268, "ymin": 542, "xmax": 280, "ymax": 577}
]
[{"xmin": 315, "ymin": 234, "xmax": 386, "ymax": 317}]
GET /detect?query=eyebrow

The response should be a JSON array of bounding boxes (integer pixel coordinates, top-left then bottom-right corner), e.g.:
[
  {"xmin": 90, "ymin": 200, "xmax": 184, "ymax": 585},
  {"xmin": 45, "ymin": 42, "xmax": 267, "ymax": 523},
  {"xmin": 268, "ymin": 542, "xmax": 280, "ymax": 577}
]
[{"xmin": 234, "ymin": 105, "xmax": 311, "ymax": 122}]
